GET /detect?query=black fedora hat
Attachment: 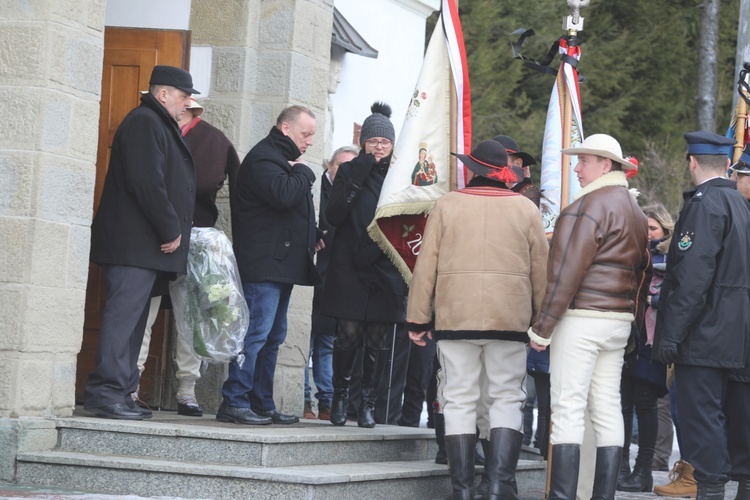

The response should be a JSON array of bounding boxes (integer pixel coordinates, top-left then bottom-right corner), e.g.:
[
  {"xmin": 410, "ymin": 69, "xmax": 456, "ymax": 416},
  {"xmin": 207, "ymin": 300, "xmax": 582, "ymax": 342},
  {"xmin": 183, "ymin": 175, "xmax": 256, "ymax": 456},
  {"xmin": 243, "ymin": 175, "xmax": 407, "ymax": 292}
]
[
  {"xmin": 149, "ymin": 65, "xmax": 200, "ymax": 94},
  {"xmin": 451, "ymin": 140, "xmax": 523, "ymax": 184},
  {"xmin": 492, "ymin": 135, "xmax": 536, "ymax": 167}
]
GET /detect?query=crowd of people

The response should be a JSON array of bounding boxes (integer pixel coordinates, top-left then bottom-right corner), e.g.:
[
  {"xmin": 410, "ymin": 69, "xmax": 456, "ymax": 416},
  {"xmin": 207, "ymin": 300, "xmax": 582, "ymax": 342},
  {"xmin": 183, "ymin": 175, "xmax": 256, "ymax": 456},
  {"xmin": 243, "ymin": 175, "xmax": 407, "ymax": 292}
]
[{"xmin": 84, "ymin": 64, "xmax": 750, "ymax": 500}]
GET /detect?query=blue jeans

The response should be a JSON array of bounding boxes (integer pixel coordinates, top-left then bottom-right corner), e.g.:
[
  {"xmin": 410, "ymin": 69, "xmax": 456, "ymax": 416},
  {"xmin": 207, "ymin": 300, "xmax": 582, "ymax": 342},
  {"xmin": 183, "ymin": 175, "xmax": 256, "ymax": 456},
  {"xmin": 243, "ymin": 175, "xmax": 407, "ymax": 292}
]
[
  {"xmin": 304, "ymin": 331, "xmax": 334, "ymax": 409},
  {"xmin": 221, "ymin": 281, "xmax": 293, "ymax": 410}
]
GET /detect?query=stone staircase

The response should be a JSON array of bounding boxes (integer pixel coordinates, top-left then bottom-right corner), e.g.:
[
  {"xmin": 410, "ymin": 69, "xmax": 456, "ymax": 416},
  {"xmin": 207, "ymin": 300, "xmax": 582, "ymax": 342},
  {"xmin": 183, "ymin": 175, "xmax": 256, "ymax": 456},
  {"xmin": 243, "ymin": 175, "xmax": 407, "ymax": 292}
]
[{"xmin": 14, "ymin": 410, "xmax": 547, "ymax": 499}]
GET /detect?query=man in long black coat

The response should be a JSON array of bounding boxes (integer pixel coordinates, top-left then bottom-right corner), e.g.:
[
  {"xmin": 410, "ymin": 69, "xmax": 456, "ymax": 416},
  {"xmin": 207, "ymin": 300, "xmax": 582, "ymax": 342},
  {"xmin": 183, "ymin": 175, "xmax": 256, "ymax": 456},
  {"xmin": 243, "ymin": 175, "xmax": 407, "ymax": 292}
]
[
  {"xmin": 85, "ymin": 66, "xmax": 199, "ymax": 420},
  {"xmin": 217, "ymin": 105, "xmax": 323, "ymax": 425},
  {"xmin": 654, "ymin": 131, "xmax": 750, "ymax": 498}
]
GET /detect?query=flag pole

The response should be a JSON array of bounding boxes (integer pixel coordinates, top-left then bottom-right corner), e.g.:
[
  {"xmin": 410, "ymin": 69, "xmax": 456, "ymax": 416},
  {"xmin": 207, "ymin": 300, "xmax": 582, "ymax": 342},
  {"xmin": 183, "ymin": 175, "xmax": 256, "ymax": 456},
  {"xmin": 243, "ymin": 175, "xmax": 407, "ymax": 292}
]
[
  {"xmin": 733, "ymin": 56, "xmax": 750, "ymax": 162},
  {"xmin": 560, "ymin": 1, "xmax": 587, "ymax": 209}
]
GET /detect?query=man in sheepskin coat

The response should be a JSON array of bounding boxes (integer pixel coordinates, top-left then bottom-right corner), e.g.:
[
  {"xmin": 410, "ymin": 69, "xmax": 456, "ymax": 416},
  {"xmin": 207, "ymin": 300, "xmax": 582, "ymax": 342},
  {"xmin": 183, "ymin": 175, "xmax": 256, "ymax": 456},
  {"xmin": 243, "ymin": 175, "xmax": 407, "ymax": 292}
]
[{"xmin": 528, "ymin": 134, "xmax": 650, "ymax": 500}]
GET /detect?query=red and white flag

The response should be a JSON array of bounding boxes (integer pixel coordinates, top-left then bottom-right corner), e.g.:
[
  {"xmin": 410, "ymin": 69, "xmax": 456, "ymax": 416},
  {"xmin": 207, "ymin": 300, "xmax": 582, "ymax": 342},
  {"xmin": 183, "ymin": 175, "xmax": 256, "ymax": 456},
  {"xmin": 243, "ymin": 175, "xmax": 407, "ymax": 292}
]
[
  {"xmin": 539, "ymin": 37, "xmax": 584, "ymax": 235},
  {"xmin": 367, "ymin": 0, "xmax": 471, "ymax": 282}
]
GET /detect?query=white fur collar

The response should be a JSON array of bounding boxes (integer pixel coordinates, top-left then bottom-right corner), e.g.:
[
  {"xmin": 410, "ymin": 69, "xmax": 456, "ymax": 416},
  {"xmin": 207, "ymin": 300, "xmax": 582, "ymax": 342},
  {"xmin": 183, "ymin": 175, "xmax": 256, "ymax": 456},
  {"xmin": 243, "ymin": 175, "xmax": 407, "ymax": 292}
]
[{"xmin": 573, "ymin": 170, "xmax": 629, "ymax": 201}]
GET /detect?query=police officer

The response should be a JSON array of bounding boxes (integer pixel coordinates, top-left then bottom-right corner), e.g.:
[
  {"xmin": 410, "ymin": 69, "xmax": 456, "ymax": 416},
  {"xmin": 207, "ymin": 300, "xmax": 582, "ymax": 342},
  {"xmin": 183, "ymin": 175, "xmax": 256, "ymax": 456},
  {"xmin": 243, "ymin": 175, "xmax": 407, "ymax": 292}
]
[{"xmin": 654, "ymin": 132, "xmax": 750, "ymax": 499}]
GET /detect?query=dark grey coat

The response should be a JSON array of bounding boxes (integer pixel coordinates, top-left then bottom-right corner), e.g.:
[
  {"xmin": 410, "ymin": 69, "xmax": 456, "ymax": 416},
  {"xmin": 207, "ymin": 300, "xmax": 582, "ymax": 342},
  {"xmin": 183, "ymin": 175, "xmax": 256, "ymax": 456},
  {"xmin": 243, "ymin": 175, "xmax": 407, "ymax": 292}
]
[{"xmin": 90, "ymin": 92, "xmax": 195, "ymax": 274}]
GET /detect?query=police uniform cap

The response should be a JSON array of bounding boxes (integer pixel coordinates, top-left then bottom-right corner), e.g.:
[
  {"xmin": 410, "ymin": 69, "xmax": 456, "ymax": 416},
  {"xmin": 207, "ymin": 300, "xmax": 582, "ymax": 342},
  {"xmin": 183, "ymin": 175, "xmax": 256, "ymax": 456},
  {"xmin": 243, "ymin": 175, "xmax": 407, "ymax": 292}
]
[{"xmin": 684, "ymin": 131, "xmax": 735, "ymax": 157}]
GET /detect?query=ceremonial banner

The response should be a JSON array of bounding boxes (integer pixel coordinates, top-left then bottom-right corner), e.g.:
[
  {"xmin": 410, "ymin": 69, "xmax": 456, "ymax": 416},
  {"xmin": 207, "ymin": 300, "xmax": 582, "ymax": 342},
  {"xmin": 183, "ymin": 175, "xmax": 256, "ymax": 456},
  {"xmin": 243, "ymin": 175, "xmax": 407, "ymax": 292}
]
[
  {"xmin": 367, "ymin": 0, "xmax": 471, "ymax": 283},
  {"xmin": 539, "ymin": 37, "xmax": 584, "ymax": 234}
]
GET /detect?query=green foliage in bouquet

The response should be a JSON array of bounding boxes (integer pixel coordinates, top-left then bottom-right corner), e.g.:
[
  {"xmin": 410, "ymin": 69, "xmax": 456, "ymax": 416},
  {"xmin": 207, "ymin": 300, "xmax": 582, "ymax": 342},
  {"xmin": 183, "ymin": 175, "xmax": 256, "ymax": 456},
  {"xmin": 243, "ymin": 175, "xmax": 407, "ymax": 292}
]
[{"xmin": 183, "ymin": 235, "xmax": 242, "ymax": 358}]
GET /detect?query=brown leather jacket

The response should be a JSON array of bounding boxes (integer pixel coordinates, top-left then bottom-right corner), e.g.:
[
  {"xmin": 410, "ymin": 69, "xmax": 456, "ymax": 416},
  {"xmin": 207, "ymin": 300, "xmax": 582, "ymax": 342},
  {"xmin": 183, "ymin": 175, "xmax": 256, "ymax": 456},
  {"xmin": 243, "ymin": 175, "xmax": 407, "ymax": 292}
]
[{"xmin": 532, "ymin": 171, "xmax": 649, "ymax": 339}]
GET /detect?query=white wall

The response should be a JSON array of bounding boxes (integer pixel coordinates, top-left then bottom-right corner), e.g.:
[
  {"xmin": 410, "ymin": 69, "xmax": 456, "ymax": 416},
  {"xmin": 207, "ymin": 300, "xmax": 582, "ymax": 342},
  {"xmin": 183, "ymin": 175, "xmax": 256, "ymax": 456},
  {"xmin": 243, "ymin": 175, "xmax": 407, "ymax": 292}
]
[
  {"xmin": 331, "ymin": 0, "xmax": 439, "ymax": 153},
  {"xmin": 105, "ymin": 0, "xmax": 191, "ymax": 30}
]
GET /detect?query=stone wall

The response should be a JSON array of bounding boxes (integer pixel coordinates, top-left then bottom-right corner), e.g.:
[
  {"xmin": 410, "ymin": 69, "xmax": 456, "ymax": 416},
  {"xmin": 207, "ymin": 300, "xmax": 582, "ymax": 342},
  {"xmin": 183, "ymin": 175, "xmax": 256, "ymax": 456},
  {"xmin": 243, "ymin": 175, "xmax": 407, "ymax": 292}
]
[{"xmin": 0, "ymin": 1, "xmax": 105, "ymax": 418}]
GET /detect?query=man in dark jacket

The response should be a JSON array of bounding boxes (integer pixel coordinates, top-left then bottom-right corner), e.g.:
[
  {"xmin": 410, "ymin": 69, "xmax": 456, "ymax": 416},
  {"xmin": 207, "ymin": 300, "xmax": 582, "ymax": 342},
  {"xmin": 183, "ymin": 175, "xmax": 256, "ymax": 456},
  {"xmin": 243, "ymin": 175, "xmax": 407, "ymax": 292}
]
[
  {"xmin": 85, "ymin": 65, "xmax": 199, "ymax": 420},
  {"xmin": 654, "ymin": 131, "xmax": 750, "ymax": 499},
  {"xmin": 136, "ymin": 97, "xmax": 240, "ymax": 417},
  {"xmin": 217, "ymin": 105, "xmax": 323, "ymax": 425}
]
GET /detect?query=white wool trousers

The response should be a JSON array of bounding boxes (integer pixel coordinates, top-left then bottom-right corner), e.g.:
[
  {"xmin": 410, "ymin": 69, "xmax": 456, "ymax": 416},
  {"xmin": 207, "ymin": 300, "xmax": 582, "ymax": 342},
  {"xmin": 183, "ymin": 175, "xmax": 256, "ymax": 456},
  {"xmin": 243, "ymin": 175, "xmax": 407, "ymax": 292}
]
[
  {"xmin": 138, "ymin": 296, "xmax": 202, "ymax": 395},
  {"xmin": 549, "ymin": 314, "xmax": 630, "ymax": 447},
  {"xmin": 437, "ymin": 338, "xmax": 527, "ymax": 436}
]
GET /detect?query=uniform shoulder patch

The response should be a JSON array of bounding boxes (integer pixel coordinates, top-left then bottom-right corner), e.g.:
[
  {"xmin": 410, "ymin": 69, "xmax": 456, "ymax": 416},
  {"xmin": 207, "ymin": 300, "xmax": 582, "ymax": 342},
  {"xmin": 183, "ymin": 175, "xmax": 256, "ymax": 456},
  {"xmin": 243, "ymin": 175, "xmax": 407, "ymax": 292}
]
[{"xmin": 678, "ymin": 231, "xmax": 694, "ymax": 251}]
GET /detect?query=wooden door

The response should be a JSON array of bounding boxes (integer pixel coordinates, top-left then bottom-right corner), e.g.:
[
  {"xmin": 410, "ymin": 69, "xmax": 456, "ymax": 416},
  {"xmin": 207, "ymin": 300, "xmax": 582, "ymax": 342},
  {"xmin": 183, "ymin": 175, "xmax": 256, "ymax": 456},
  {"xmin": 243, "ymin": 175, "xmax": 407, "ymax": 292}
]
[{"xmin": 77, "ymin": 28, "xmax": 191, "ymax": 407}]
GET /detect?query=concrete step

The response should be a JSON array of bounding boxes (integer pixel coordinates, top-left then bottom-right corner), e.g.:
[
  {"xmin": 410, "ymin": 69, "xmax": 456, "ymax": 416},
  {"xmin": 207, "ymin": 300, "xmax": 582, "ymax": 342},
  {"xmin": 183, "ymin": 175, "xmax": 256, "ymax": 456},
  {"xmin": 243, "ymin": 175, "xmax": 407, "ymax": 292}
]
[
  {"xmin": 15, "ymin": 450, "xmax": 546, "ymax": 500},
  {"xmin": 54, "ymin": 416, "xmax": 436, "ymax": 467}
]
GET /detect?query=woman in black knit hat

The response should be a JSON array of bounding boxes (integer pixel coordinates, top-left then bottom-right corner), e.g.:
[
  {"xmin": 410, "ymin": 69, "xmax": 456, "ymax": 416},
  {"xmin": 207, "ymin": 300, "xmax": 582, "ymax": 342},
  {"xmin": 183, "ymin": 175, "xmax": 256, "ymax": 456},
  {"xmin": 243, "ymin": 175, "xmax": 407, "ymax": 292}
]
[{"xmin": 322, "ymin": 102, "xmax": 407, "ymax": 428}]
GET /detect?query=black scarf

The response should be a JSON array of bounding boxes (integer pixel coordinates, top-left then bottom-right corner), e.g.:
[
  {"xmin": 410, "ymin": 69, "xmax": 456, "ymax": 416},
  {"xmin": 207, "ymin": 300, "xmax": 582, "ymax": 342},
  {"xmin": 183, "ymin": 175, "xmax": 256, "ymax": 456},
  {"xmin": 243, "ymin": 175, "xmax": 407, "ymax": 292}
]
[{"xmin": 268, "ymin": 126, "xmax": 302, "ymax": 162}]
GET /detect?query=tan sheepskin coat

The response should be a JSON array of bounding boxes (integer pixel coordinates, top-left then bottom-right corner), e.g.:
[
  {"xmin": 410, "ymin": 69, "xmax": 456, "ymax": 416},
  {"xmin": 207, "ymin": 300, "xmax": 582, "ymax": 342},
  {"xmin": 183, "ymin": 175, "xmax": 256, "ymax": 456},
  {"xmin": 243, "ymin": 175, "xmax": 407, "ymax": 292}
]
[{"xmin": 406, "ymin": 186, "xmax": 548, "ymax": 342}]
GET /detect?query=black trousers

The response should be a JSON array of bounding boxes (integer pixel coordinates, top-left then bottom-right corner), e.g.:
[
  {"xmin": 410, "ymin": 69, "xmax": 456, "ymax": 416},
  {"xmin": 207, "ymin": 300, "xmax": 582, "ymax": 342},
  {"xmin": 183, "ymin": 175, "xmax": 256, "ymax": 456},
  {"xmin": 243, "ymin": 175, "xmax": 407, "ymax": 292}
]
[
  {"xmin": 620, "ymin": 375, "xmax": 660, "ymax": 463},
  {"xmin": 84, "ymin": 264, "xmax": 158, "ymax": 408},
  {"xmin": 727, "ymin": 379, "xmax": 750, "ymax": 481},
  {"xmin": 674, "ymin": 364, "xmax": 731, "ymax": 484},
  {"xmin": 399, "ymin": 334, "xmax": 436, "ymax": 427},
  {"xmin": 530, "ymin": 372, "xmax": 551, "ymax": 459}
]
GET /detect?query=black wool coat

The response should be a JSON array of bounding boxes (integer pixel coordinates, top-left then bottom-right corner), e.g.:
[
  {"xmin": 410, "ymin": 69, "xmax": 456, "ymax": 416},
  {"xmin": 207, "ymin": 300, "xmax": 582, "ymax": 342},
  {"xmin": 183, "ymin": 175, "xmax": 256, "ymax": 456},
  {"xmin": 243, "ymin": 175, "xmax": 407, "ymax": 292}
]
[
  {"xmin": 322, "ymin": 151, "xmax": 407, "ymax": 323},
  {"xmin": 654, "ymin": 178, "xmax": 750, "ymax": 377},
  {"xmin": 231, "ymin": 127, "xmax": 321, "ymax": 286},
  {"xmin": 311, "ymin": 172, "xmax": 337, "ymax": 334},
  {"xmin": 90, "ymin": 92, "xmax": 195, "ymax": 274}
]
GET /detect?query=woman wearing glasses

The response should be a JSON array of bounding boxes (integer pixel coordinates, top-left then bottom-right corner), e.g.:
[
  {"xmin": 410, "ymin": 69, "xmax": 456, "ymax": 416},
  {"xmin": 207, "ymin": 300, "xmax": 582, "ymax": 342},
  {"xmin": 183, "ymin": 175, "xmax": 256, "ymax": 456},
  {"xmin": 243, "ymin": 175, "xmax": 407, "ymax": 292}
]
[{"xmin": 322, "ymin": 102, "xmax": 407, "ymax": 428}]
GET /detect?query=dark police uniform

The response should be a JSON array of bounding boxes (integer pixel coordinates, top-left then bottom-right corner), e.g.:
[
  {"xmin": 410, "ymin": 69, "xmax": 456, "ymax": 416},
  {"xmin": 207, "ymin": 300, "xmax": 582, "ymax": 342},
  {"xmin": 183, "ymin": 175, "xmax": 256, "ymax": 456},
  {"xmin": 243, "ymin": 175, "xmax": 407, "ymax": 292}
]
[{"xmin": 654, "ymin": 132, "xmax": 750, "ymax": 490}]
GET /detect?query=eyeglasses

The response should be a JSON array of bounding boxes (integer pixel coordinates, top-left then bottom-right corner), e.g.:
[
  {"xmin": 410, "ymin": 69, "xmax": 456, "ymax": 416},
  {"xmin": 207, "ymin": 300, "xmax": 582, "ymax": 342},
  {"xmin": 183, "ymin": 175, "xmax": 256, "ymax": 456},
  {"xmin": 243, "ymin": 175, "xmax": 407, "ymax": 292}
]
[{"xmin": 365, "ymin": 138, "xmax": 393, "ymax": 148}]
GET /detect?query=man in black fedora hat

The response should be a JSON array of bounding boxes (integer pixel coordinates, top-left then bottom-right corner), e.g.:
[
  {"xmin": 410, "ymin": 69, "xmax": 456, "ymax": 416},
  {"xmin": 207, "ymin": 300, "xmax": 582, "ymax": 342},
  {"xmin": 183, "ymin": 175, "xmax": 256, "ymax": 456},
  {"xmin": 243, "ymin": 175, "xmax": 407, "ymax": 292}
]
[
  {"xmin": 84, "ymin": 65, "xmax": 199, "ymax": 420},
  {"xmin": 492, "ymin": 135, "xmax": 541, "ymax": 207},
  {"xmin": 407, "ymin": 140, "xmax": 548, "ymax": 499}
]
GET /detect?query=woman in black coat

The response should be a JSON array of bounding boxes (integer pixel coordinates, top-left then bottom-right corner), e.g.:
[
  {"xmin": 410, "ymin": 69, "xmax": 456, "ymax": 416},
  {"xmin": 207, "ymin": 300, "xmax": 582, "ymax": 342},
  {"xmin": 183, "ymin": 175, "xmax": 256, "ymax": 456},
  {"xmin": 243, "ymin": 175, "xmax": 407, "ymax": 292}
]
[{"xmin": 322, "ymin": 103, "xmax": 407, "ymax": 428}]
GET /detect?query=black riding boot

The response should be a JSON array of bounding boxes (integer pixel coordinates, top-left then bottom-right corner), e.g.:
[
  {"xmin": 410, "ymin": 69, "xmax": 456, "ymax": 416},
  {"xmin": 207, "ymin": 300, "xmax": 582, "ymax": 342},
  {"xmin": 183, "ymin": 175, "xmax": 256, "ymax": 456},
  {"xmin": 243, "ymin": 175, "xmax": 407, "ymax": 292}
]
[
  {"xmin": 444, "ymin": 434, "xmax": 476, "ymax": 500},
  {"xmin": 696, "ymin": 481, "xmax": 725, "ymax": 499},
  {"xmin": 487, "ymin": 427, "xmax": 522, "ymax": 500},
  {"xmin": 329, "ymin": 345, "xmax": 357, "ymax": 426},
  {"xmin": 736, "ymin": 478, "xmax": 750, "ymax": 500},
  {"xmin": 617, "ymin": 446, "xmax": 631, "ymax": 489},
  {"xmin": 358, "ymin": 346, "xmax": 387, "ymax": 428},
  {"xmin": 618, "ymin": 446, "xmax": 654, "ymax": 492},
  {"xmin": 474, "ymin": 438, "xmax": 491, "ymax": 499},
  {"xmin": 592, "ymin": 446, "xmax": 622, "ymax": 500},
  {"xmin": 549, "ymin": 444, "xmax": 580, "ymax": 500}
]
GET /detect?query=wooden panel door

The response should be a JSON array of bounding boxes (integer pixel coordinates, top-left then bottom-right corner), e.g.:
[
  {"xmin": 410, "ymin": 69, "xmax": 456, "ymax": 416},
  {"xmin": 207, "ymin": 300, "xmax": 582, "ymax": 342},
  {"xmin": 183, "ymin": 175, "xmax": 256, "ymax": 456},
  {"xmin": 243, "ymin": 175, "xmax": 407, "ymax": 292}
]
[{"xmin": 77, "ymin": 28, "xmax": 191, "ymax": 407}]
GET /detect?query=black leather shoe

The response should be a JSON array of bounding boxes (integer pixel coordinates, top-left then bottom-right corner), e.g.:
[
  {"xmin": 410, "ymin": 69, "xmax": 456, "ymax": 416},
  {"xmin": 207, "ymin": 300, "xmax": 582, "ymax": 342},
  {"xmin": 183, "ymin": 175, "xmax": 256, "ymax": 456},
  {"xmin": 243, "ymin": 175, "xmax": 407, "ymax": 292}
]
[
  {"xmin": 177, "ymin": 397, "xmax": 204, "ymax": 417},
  {"xmin": 216, "ymin": 403, "xmax": 272, "ymax": 425},
  {"xmin": 125, "ymin": 399, "xmax": 153, "ymax": 419},
  {"xmin": 87, "ymin": 403, "xmax": 145, "ymax": 420},
  {"xmin": 255, "ymin": 409, "xmax": 299, "ymax": 424}
]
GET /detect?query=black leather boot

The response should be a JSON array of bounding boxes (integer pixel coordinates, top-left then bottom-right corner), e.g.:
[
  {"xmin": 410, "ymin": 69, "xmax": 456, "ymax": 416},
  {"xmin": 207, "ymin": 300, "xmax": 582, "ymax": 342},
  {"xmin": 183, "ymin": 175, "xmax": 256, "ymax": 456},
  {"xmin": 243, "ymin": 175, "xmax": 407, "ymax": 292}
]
[
  {"xmin": 618, "ymin": 447, "xmax": 654, "ymax": 492},
  {"xmin": 435, "ymin": 412, "xmax": 448, "ymax": 464},
  {"xmin": 736, "ymin": 478, "xmax": 750, "ymax": 500},
  {"xmin": 444, "ymin": 434, "xmax": 476, "ymax": 500},
  {"xmin": 329, "ymin": 345, "xmax": 357, "ymax": 426},
  {"xmin": 474, "ymin": 438, "xmax": 491, "ymax": 499},
  {"xmin": 617, "ymin": 446, "xmax": 631, "ymax": 489},
  {"xmin": 591, "ymin": 446, "xmax": 622, "ymax": 500},
  {"xmin": 549, "ymin": 444, "xmax": 580, "ymax": 500},
  {"xmin": 358, "ymin": 346, "xmax": 387, "ymax": 428},
  {"xmin": 486, "ymin": 427, "xmax": 522, "ymax": 500},
  {"xmin": 696, "ymin": 481, "xmax": 725, "ymax": 499}
]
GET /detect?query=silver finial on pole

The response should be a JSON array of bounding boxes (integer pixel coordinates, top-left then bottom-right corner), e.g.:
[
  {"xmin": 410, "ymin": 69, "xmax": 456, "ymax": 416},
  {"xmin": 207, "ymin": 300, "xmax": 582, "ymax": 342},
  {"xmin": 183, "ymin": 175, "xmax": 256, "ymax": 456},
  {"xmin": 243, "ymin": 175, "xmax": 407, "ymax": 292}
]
[{"xmin": 564, "ymin": 0, "xmax": 589, "ymax": 32}]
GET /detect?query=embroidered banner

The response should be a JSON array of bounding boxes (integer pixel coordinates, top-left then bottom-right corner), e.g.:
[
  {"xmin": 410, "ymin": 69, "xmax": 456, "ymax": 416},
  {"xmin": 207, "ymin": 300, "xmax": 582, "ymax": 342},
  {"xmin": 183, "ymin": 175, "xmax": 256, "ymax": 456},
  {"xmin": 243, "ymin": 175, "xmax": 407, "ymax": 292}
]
[
  {"xmin": 367, "ymin": 0, "xmax": 471, "ymax": 283},
  {"xmin": 539, "ymin": 37, "xmax": 584, "ymax": 235}
]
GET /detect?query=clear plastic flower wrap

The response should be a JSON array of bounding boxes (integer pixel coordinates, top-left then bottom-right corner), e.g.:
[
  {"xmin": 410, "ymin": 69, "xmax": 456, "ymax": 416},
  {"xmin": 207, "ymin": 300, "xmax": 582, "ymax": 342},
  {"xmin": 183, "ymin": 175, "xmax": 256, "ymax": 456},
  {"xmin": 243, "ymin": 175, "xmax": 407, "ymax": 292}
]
[{"xmin": 170, "ymin": 227, "xmax": 248, "ymax": 363}]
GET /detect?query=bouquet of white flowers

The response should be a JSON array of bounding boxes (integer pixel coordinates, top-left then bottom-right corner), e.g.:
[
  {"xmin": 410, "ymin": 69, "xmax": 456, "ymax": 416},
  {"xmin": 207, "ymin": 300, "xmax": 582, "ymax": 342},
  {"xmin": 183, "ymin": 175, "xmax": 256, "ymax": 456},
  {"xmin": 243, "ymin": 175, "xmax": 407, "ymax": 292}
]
[{"xmin": 170, "ymin": 227, "xmax": 249, "ymax": 363}]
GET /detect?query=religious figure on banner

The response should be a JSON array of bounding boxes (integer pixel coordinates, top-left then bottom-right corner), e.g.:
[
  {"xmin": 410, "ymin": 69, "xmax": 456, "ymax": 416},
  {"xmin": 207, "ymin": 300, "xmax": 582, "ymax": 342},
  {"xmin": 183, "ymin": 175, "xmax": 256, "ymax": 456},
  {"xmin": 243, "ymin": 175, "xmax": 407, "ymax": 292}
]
[{"xmin": 411, "ymin": 145, "xmax": 438, "ymax": 186}]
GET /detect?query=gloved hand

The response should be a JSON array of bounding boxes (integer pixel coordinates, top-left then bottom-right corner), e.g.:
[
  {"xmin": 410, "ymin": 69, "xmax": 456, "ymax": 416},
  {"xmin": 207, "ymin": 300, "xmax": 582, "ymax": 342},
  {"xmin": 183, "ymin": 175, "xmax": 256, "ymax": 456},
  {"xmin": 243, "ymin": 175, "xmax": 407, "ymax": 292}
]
[
  {"xmin": 349, "ymin": 153, "xmax": 375, "ymax": 186},
  {"xmin": 655, "ymin": 341, "xmax": 679, "ymax": 365}
]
